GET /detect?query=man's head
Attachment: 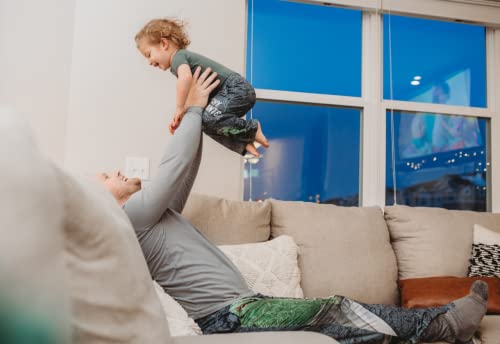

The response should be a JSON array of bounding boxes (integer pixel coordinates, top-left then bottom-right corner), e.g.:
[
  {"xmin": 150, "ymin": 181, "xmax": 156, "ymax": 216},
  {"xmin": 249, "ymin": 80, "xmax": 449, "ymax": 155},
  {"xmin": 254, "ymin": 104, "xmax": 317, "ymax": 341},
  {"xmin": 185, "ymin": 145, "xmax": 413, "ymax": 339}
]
[{"xmin": 94, "ymin": 170, "xmax": 141, "ymax": 205}]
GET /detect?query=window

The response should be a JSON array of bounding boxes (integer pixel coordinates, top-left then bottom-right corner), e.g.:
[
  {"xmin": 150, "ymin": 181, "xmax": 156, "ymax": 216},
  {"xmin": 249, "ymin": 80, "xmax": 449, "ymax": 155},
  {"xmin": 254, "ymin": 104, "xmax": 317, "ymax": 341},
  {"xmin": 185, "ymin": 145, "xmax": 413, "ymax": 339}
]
[
  {"xmin": 384, "ymin": 15, "xmax": 489, "ymax": 211},
  {"xmin": 244, "ymin": 102, "xmax": 360, "ymax": 205},
  {"xmin": 386, "ymin": 111, "xmax": 489, "ymax": 211},
  {"xmin": 383, "ymin": 15, "xmax": 486, "ymax": 108},
  {"xmin": 245, "ymin": 0, "xmax": 363, "ymax": 204},
  {"xmin": 247, "ymin": 0, "xmax": 362, "ymax": 96},
  {"xmin": 246, "ymin": 0, "xmax": 496, "ymax": 211}
]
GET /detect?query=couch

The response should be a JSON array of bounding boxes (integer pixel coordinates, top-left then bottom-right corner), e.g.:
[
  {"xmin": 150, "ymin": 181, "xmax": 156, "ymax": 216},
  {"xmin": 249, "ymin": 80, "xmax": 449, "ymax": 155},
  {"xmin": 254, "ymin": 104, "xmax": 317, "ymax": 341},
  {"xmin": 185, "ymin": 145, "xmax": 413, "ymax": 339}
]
[
  {"xmin": 182, "ymin": 195, "xmax": 500, "ymax": 344},
  {"xmin": 1, "ymin": 107, "xmax": 498, "ymax": 344}
]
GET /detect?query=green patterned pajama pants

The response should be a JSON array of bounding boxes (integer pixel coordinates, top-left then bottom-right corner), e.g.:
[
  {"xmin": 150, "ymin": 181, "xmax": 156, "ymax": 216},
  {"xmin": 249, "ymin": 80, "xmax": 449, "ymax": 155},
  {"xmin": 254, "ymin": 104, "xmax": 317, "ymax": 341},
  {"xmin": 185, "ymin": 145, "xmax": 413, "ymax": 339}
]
[
  {"xmin": 202, "ymin": 73, "xmax": 258, "ymax": 155},
  {"xmin": 195, "ymin": 295, "xmax": 451, "ymax": 344}
]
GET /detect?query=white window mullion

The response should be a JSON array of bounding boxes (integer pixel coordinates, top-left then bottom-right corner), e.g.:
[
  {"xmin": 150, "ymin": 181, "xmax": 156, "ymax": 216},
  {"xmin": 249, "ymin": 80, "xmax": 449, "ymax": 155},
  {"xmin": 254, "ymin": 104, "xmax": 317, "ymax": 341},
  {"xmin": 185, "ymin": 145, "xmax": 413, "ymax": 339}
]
[
  {"xmin": 255, "ymin": 89, "xmax": 365, "ymax": 108},
  {"xmin": 381, "ymin": 100, "xmax": 493, "ymax": 118},
  {"xmin": 289, "ymin": 0, "xmax": 500, "ymax": 27},
  {"xmin": 361, "ymin": 11, "xmax": 385, "ymax": 207},
  {"xmin": 382, "ymin": 0, "xmax": 500, "ymax": 27},
  {"xmin": 489, "ymin": 28, "xmax": 500, "ymax": 211},
  {"xmin": 286, "ymin": 0, "xmax": 380, "ymax": 12}
]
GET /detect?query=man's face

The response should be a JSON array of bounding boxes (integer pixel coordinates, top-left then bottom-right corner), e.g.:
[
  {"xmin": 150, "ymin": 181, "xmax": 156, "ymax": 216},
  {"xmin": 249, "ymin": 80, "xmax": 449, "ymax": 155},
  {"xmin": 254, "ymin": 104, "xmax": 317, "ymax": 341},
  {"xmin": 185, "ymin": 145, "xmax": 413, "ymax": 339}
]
[{"xmin": 95, "ymin": 170, "xmax": 141, "ymax": 201}]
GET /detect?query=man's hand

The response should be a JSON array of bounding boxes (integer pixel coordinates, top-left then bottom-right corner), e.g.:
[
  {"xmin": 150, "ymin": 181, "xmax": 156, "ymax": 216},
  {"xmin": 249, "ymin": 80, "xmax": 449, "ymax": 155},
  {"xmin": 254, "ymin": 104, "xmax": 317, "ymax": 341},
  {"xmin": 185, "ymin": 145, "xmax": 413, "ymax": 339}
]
[{"xmin": 185, "ymin": 67, "xmax": 220, "ymax": 108}]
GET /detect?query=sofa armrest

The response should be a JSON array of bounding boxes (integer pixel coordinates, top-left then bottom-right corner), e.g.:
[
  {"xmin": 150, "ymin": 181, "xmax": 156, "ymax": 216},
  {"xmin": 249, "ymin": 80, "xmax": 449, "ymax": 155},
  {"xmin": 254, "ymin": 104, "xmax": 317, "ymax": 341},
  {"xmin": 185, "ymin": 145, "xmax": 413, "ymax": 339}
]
[
  {"xmin": 172, "ymin": 332, "xmax": 337, "ymax": 344},
  {"xmin": 479, "ymin": 315, "xmax": 500, "ymax": 344}
]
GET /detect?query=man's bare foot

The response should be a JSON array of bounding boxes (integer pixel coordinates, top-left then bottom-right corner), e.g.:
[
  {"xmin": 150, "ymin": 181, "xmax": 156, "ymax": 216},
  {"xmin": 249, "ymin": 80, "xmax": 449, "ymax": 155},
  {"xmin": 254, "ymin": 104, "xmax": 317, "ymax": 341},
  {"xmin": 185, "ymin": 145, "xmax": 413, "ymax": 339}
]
[
  {"xmin": 254, "ymin": 121, "xmax": 269, "ymax": 148},
  {"xmin": 245, "ymin": 143, "xmax": 260, "ymax": 157}
]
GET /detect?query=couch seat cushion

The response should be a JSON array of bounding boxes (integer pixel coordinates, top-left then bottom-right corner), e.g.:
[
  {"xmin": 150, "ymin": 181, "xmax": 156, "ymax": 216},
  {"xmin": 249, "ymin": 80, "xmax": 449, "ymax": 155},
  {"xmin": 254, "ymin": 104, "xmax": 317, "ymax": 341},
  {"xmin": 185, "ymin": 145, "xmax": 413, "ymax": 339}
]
[
  {"xmin": 270, "ymin": 200, "xmax": 398, "ymax": 305},
  {"xmin": 479, "ymin": 315, "xmax": 500, "ymax": 344}
]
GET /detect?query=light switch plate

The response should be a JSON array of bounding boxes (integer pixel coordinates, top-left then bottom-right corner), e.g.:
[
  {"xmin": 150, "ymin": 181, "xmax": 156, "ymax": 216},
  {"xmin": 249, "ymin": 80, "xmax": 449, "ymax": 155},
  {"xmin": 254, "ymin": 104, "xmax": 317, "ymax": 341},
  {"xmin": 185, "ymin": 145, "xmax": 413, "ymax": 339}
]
[{"xmin": 126, "ymin": 157, "xmax": 150, "ymax": 180}]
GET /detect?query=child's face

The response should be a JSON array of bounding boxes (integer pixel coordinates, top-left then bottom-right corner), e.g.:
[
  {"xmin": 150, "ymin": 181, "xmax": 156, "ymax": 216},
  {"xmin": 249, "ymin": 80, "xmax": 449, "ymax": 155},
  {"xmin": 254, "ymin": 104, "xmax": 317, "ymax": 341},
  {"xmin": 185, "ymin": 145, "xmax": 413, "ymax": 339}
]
[{"xmin": 137, "ymin": 38, "xmax": 172, "ymax": 71}]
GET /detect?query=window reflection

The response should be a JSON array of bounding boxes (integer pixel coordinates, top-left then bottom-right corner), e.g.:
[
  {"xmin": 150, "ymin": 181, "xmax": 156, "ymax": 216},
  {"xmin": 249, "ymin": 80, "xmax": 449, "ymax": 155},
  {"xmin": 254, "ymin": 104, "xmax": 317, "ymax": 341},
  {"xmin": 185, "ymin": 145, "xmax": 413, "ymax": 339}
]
[
  {"xmin": 383, "ymin": 15, "xmax": 486, "ymax": 108},
  {"xmin": 244, "ymin": 102, "xmax": 360, "ymax": 206},
  {"xmin": 386, "ymin": 111, "xmax": 488, "ymax": 211}
]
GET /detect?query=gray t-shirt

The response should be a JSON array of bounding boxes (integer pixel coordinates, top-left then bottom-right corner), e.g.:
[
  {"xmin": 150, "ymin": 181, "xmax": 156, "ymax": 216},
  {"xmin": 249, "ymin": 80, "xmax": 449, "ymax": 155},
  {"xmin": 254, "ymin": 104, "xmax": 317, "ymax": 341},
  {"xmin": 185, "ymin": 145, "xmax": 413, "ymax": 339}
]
[
  {"xmin": 170, "ymin": 50, "xmax": 235, "ymax": 94},
  {"xmin": 123, "ymin": 108, "xmax": 253, "ymax": 319}
]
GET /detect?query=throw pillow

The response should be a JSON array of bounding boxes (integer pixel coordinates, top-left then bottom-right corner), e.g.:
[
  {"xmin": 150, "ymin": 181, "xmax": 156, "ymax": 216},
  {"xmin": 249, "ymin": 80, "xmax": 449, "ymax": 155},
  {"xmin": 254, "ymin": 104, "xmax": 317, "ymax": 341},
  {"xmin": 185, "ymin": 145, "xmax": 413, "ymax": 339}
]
[
  {"xmin": 399, "ymin": 276, "xmax": 500, "ymax": 314},
  {"xmin": 152, "ymin": 281, "xmax": 202, "ymax": 336},
  {"xmin": 468, "ymin": 224, "xmax": 500, "ymax": 277},
  {"xmin": 218, "ymin": 235, "xmax": 304, "ymax": 298},
  {"xmin": 182, "ymin": 193, "xmax": 271, "ymax": 245}
]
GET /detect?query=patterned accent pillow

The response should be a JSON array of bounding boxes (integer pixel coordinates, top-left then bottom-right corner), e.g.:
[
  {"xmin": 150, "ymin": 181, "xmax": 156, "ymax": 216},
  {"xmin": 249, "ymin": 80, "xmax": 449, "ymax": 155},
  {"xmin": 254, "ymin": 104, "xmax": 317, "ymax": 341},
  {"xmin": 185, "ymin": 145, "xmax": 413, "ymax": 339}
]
[
  {"xmin": 468, "ymin": 224, "xmax": 500, "ymax": 277},
  {"xmin": 219, "ymin": 235, "xmax": 304, "ymax": 298}
]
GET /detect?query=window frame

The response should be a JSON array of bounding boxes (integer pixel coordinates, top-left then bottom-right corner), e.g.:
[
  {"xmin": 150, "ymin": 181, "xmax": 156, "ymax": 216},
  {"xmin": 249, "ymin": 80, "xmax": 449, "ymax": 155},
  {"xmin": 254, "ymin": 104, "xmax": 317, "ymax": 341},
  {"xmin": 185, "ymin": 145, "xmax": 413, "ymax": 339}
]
[{"xmin": 245, "ymin": 0, "xmax": 500, "ymax": 211}]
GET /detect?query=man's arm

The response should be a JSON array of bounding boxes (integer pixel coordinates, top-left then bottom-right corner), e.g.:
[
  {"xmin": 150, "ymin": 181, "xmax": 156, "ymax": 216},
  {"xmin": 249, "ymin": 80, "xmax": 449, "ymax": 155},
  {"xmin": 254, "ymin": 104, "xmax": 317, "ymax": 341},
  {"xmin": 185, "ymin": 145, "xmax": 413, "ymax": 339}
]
[
  {"xmin": 123, "ymin": 107, "xmax": 202, "ymax": 230},
  {"xmin": 123, "ymin": 68, "xmax": 220, "ymax": 231}
]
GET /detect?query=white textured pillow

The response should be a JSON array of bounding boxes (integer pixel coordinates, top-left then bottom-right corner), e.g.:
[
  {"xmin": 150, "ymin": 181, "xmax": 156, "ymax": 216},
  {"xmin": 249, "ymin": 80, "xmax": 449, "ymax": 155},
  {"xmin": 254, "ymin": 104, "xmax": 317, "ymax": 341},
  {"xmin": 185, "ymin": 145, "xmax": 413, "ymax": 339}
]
[
  {"xmin": 153, "ymin": 281, "xmax": 202, "ymax": 336},
  {"xmin": 218, "ymin": 235, "xmax": 304, "ymax": 298}
]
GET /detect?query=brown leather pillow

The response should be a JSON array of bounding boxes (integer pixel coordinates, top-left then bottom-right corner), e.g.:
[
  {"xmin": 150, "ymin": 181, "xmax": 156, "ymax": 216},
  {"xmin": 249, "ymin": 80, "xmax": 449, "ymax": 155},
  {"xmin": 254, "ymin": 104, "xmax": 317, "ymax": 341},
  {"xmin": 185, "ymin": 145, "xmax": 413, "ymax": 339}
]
[{"xmin": 399, "ymin": 276, "xmax": 500, "ymax": 314}]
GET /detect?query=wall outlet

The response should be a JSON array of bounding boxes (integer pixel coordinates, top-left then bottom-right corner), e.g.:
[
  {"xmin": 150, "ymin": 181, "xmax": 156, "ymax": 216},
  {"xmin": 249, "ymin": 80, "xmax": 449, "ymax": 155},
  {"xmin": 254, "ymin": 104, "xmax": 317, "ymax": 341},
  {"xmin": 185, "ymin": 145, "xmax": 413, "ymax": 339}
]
[{"xmin": 126, "ymin": 157, "xmax": 150, "ymax": 180}]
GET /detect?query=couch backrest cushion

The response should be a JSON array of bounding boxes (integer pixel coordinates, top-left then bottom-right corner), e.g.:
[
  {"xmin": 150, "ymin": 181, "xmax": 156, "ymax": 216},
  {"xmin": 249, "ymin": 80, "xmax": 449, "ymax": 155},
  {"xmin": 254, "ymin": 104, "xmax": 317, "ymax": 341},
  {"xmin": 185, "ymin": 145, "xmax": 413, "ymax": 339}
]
[
  {"xmin": 0, "ymin": 108, "xmax": 70, "ymax": 343},
  {"xmin": 270, "ymin": 200, "xmax": 399, "ymax": 305},
  {"xmin": 384, "ymin": 205, "xmax": 500, "ymax": 279},
  {"xmin": 56, "ymin": 167, "xmax": 170, "ymax": 343},
  {"xmin": 182, "ymin": 194, "xmax": 271, "ymax": 244}
]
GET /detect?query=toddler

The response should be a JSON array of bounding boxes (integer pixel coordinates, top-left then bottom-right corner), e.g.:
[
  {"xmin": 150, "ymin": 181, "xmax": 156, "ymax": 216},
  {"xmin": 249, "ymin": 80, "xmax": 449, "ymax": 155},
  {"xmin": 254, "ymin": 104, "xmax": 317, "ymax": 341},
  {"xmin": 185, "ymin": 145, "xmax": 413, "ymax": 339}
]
[{"xmin": 135, "ymin": 18, "xmax": 269, "ymax": 157}]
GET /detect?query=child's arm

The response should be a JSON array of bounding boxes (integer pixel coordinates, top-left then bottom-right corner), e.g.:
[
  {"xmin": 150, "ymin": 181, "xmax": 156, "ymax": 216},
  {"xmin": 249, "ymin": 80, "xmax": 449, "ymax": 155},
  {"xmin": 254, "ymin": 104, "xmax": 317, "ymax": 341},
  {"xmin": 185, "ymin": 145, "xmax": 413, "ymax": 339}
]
[{"xmin": 170, "ymin": 64, "xmax": 193, "ymax": 134}]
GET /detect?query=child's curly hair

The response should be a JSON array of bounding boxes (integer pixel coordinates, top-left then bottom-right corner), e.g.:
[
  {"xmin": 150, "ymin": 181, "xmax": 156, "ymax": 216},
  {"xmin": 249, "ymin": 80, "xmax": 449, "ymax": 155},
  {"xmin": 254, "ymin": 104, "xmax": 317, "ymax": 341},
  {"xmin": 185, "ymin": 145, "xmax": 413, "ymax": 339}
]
[{"xmin": 135, "ymin": 18, "xmax": 190, "ymax": 49}]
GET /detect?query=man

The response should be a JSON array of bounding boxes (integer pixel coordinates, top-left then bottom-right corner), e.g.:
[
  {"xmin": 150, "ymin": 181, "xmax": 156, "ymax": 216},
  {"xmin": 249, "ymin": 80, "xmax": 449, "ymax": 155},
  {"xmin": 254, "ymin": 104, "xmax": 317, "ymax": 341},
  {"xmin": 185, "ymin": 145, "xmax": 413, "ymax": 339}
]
[{"xmin": 96, "ymin": 67, "xmax": 488, "ymax": 344}]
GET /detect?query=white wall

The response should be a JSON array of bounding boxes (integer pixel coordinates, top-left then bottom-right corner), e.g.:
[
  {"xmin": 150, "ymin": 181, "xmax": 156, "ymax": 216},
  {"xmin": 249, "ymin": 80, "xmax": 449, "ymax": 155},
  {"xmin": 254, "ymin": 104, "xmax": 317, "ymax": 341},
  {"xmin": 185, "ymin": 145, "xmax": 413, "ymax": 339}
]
[
  {"xmin": 0, "ymin": 0, "xmax": 75, "ymax": 164},
  {"xmin": 64, "ymin": 0, "xmax": 246, "ymax": 200}
]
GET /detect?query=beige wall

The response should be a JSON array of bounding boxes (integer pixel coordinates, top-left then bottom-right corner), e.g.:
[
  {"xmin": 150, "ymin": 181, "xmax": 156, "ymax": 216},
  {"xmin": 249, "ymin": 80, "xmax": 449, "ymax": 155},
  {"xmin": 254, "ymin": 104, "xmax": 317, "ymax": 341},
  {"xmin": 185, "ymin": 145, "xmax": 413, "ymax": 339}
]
[
  {"xmin": 0, "ymin": 0, "xmax": 75, "ymax": 164},
  {"xmin": 64, "ymin": 0, "xmax": 245, "ymax": 200}
]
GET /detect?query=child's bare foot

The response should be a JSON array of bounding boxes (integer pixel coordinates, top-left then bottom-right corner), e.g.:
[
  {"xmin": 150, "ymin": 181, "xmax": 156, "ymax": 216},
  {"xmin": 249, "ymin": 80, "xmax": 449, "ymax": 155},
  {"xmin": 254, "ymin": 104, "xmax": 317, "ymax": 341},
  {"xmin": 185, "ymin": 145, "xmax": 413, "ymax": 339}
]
[
  {"xmin": 254, "ymin": 121, "xmax": 269, "ymax": 148},
  {"xmin": 245, "ymin": 143, "xmax": 260, "ymax": 157}
]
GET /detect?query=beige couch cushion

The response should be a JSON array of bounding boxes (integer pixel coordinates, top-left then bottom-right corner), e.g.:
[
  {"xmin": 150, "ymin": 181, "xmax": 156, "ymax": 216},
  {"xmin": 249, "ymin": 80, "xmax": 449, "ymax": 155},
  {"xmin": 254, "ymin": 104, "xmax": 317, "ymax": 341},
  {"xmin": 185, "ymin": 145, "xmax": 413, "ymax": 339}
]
[
  {"xmin": 182, "ymin": 194, "xmax": 271, "ymax": 244},
  {"xmin": 384, "ymin": 205, "xmax": 500, "ymax": 279},
  {"xmin": 270, "ymin": 200, "xmax": 398, "ymax": 305},
  {"xmin": 57, "ymin": 167, "xmax": 170, "ymax": 343},
  {"xmin": 0, "ymin": 108, "xmax": 69, "ymax": 343},
  {"xmin": 479, "ymin": 315, "xmax": 500, "ymax": 344}
]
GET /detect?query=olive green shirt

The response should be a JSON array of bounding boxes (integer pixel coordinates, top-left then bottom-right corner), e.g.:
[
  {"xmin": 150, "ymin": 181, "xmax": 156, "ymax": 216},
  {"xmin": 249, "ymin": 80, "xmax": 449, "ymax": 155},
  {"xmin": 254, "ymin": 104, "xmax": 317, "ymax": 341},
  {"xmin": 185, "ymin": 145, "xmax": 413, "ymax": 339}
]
[{"xmin": 170, "ymin": 49, "xmax": 235, "ymax": 86}]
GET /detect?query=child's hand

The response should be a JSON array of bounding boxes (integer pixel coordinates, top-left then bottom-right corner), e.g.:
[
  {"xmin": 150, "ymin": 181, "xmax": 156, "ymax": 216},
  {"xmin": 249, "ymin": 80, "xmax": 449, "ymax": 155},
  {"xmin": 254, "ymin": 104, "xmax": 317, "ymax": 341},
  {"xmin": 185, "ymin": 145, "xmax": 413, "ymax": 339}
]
[{"xmin": 169, "ymin": 108, "xmax": 185, "ymax": 134}]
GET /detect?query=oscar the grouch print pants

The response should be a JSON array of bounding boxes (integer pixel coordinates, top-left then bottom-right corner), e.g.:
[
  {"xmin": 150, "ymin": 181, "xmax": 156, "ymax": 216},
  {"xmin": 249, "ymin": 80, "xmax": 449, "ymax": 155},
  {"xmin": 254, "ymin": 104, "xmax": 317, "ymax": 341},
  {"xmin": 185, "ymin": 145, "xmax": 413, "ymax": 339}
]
[
  {"xmin": 202, "ymin": 73, "xmax": 258, "ymax": 155},
  {"xmin": 195, "ymin": 294, "xmax": 451, "ymax": 344}
]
